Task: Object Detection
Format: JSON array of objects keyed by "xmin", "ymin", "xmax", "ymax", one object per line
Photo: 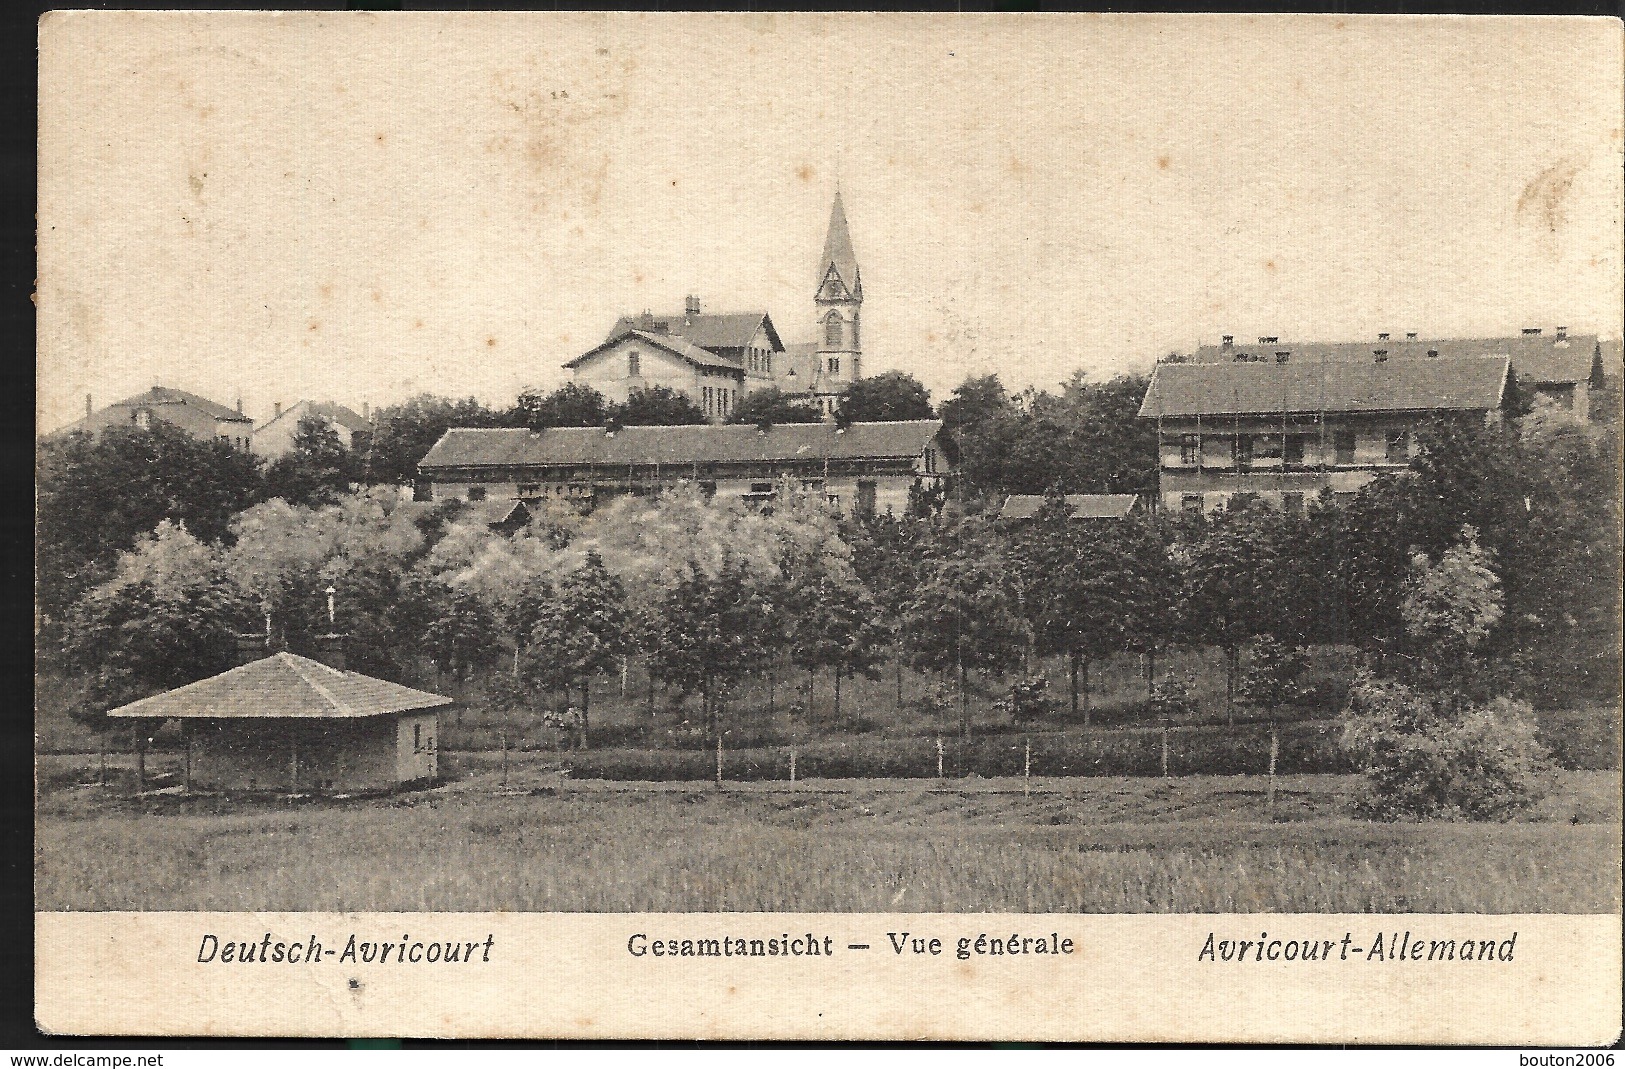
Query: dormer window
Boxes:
[
  {"xmin": 134, "ymin": 409, "xmax": 151, "ymax": 430},
  {"xmin": 628, "ymin": 351, "xmax": 640, "ymax": 377}
]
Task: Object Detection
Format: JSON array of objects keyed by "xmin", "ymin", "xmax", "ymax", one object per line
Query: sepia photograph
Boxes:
[{"xmin": 30, "ymin": 10, "xmax": 1623, "ymax": 1042}]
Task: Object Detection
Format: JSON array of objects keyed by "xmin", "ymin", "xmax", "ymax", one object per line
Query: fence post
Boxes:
[
  {"xmin": 500, "ymin": 729, "xmax": 509, "ymax": 788},
  {"xmin": 789, "ymin": 746, "xmax": 797, "ymax": 783},
  {"xmin": 1160, "ymin": 718, "xmax": 1170, "ymax": 778},
  {"xmin": 98, "ymin": 730, "xmax": 107, "ymax": 789},
  {"xmin": 936, "ymin": 736, "xmax": 944, "ymax": 780},
  {"xmin": 1023, "ymin": 737, "xmax": 1031, "ymax": 798},
  {"xmin": 1267, "ymin": 720, "xmax": 1279, "ymax": 817},
  {"xmin": 715, "ymin": 734, "xmax": 723, "ymax": 788}
]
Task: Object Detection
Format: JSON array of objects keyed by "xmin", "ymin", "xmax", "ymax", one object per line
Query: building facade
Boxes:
[
  {"xmin": 566, "ymin": 189, "xmax": 865, "ymax": 421},
  {"xmin": 59, "ymin": 386, "xmax": 256, "ymax": 449},
  {"xmin": 253, "ymin": 400, "xmax": 373, "ymax": 458},
  {"xmin": 1138, "ymin": 354, "xmax": 1512, "ymax": 515},
  {"xmin": 417, "ymin": 420, "xmax": 955, "ymax": 519}
]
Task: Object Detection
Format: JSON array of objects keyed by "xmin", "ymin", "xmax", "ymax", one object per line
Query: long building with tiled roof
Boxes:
[
  {"xmin": 565, "ymin": 189, "xmax": 866, "ymax": 421},
  {"xmin": 1139, "ymin": 352, "xmax": 1515, "ymax": 516},
  {"xmin": 418, "ymin": 419, "xmax": 955, "ymax": 518}
]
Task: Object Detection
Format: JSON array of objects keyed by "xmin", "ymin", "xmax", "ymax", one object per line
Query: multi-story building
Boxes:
[
  {"xmin": 56, "ymin": 386, "xmax": 256, "ymax": 450},
  {"xmin": 416, "ymin": 419, "xmax": 955, "ymax": 519},
  {"xmin": 565, "ymin": 188, "xmax": 865, "ymax": 421},
  {"xmin": 1138, "ymin": 352, "xmax": 1513, "ymax": 515}
]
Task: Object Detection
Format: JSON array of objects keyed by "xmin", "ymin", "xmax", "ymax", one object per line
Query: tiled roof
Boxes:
[
  {"xmin": 106, "ymin": 652, "xmax": 452, "ymax": 720},
  {"xmin": 111, "ymin": 386, "xmax": 253, "ymax": 423},
  {"xmin": 777, "ymin": 342, "xmax": 821, "ymax": 393},
  {"xmin": 1189, "ymin": 333, "xmax": 1600, "ymax": 385},
  {"xmin": 565, "ymin": 329, "xmax": 744, "ymax": 373},
  {"xmin": 1139, "ymin": 356, "xmax": 1510, "ymax": 419},
  {"xmin": 1000, "ymin": 494, "xmax": 1140, "ymax": 520},
  {"xmin": 420, "ymin": 420, "xmax": 944, "ymax": 471},
  {"xmin": 602, "ymin": 311, "xmax": 781, "ymax": 354}
]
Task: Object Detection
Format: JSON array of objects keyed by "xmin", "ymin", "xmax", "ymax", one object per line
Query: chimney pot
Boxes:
[
  {"xmin": 1523, "ymin": 327, "xmax": 1542, "ymax": 335},
  {"xmin": 1378, "ymin": 332, "xmax": 1390, "ymax": 341},
  {"xmin": 363, "ymin": 401, "xmax": 370, "ymax": 422},
  {"xmin": 1555, "ymin": 326, "xmax": 1568, "ymax": 340},
  {"xmin": 1221, "ymin": 335, "xmax": 1234, "ymax": 348},
  {"xmin": 274, "ymin": 401, "xmax": 282, "ymax": 418},
  {"xmin": 685, "ymin": 295, "xmax": 701, "ymax": 316},
  {"xmin": 236, "ymin": 397, "xmax": 244, "ymax": 414},
  {"xmin": 85, "ymin": 394, "xmax": 92, "ymax": 419},
  {"xmin": 1406, "ymin": 332, "xmax": 1418, "ymax": 340}
]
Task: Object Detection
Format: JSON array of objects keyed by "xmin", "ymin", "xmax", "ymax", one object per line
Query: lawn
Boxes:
[{"xmin": 35, "ymin": 771, "xmax": 1621, "ymax": 913}]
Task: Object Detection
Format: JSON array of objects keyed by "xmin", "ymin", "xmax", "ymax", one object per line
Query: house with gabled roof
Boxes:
[
  {"xmin": 56, "ymin": 386, "xmax": 256, "ymax": 449},
  {"xmin": 106, "ymin": 643, "xmax": 451, "ymax": 793},
  {"xmin": 565, "ymin": 188, "xmax": 867, "ymax": 421},
  {"xmin": 253, "ymin": 399, "xmax": 373, "ymax": 458},
  {"xmin": 417, "ymin": 419, "xmax": 955, "ymax": 519},
  {"xmin": 1138, "ymin": 353, "xmax": 1513, "ymax": 515}
]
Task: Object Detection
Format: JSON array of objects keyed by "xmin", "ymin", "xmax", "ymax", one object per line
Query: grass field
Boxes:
[{"xmin": 35, "ymin": 771, "xmax": 1621, "ymax": 913}]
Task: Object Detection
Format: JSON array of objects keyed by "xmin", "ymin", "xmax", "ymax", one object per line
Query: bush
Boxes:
[{"xmin": 1340, "ymin": 672, "xmax": 1551, "ymax": 821}]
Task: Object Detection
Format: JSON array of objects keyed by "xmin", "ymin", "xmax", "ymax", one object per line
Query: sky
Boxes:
[{"xmin": 37, "ymin": 12, "xmax": 1624, "ymax": 432}]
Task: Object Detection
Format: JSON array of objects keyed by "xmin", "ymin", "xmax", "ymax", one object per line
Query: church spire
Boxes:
[{"xmin": 817, "ymin": 186, "xmax": 861, "ymax": 301}]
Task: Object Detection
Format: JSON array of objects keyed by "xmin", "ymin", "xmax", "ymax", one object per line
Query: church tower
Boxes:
[{"xmin": 813, "ymin": 187, "xmax": 862, "ymax": 416}]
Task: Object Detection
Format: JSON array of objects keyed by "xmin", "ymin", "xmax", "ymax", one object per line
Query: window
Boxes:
[
  {"xmin": 1231, "ymin": 492, "xmax": 1259, "ymax": 511},
  {"xmin": 828, "ymin": 357, "xmax": 840, "ymax": 376},
  {"xmin": 800, "ymin": 478, "xmax": 825, "ymax": 492},
  {"xmin": 700, "ymin": 480, "xmax": 717, "ymax": 500},
  {"xmin": 518, "ymin": 483, "xmax": 541, "ymax": 497},
  {"xmin": 1180, "ymin": 434, "xmax": 1200, "ymax": 465},
  {"xmin": 1181, "ymin": 494, "xmax": 1203, "ymax": 514},
  {"xmin": 413, "ymin": 480, "xmax": 433, "ymax": 502},
  {"xmin": 924, "ymin": 447, "xmax": 937, "ymax": 474},
  {"xmin": 1283, "ymin": 435, "xmax": 1305, "ymax": 466},
  {"xmin": 856, "ymin": 480, "xmax": 877, "ymax": 518},
  {"xmin": 749, "ymin": 481, "xmax": 774, "ymax": 494},
  {"xmin": 467, "ymin": 486, "xmax": 487, "ymax": 502},
  {"xmin": 134, "ymin": 409, "xmax": 151, "ymax": 430},
  {"xmin": 824, "ymin": 313, "xmax": 842, "ymax": 347},
  {"xmin": 413, "ymin": 724, "xmax": 423, "ymax": 753},
  {"xmin": 1384, "ymin": 429, "xmax": 1409, "ymax": 463},
  {"xmin": 1233, "ymin": 434, "xmax": 1254, "ymax": 469},
  {"xmin": 763, "ymin": 353, "xmax": 772, "ymax": 375},
  {"xmin": 1282, "ymin": 492, "xmax": 1305, "ymax": 515},
  {"xmin": 1333, "ymin": 430, "xmax": 1356, "ymax": 465},
  {"xmin": 628, "ymin": 351, "xmax": 640, "ymax": 377}
]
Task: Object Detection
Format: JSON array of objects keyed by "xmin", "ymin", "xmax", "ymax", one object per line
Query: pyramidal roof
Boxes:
[
  {"xmin": 105, "ymin": 652, "xmax": 453, "ymax": 720},
  {"xmin": 817, "ymin": 188, "xmax": 861, "ymax": 301}
]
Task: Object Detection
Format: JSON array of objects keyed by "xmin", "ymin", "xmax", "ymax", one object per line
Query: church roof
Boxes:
[
  {"xmin": 1139, "ymin": 355, "xmax": 1510, "ymax": 418},
  {"xmin": 602, "ymin": 311, "xmax": 782, "ymax": 354},
  {"xmin": 564, "ymin": 329, "xmax": 744, "ymax": 374},
  {"xmin": 817, "ymin": 189, "xmax": 861, "ymax": 301},
  {"xmin": 106, "ymin": 652, "xmax": 453, "ymax": 720},
  {"xmin": 1189, "ymin": 332, "xmax": 1601, "ymax": 386},
  {"xmin": 420, "ymin": 420, "xmax": 945, "ymax": 471}
]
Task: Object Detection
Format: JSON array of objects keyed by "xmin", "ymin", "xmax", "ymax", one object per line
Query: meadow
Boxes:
[{"xmin": 35, "ymin": 770, "xmax": 1621, "ymax": 913}]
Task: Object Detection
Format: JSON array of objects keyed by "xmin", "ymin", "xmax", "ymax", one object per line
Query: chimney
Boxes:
[
  {"xmin": 1522, "ymin": 327, "xmax": 1542, "ymax": 335},
  {"xmin": 85, "ymin": 394, "xmax": 92, "ymax": 419},
  {"xmin": 1221, "ymin": 335, "xmax": 1234, "ymax": 349},
  {"xmin": 1555, "ymin": 326, "xmax": 1568, "ymax": 340},
  {"xmin": 1378, "ymin": 332, "xmax": 1390, "ymax": 341},
  {"xmin": 1405, "ymin": 332, "xmax": 1418, "ymax": 340},
  {"xmin": 1373, "ymin": 349, "xmax": 1389, "ymax": 363},
  {"xmin": 236, "ymin": 396, "xmax": 244, "ymax": 414},
  {"xmin": 685, "ymin": 295, "xmax": 701, "ymax": 316},
  {"xmin": 232, "ymin": 631, "xmax": 269, "ymax": 667},
  {"xmin": 273, "ymin": 401, "xmax": 282, "ymax": 419},
  {"xmin": 312, "ymin": 633, "xmax": 347, "ymax": 672},
  {"xmin": 363, "ymin": 401, "xmax": 370, "ymax": 422}
]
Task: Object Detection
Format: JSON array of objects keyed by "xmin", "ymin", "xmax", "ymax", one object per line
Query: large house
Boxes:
[
  {"xmin": 57, "ymin": 386, "xmax": 256, "ymax": 449},
  {"xmin": 1138, "ymin": 353, "xmax": 1513, "ymax": 515},
  {"xmin": 253, "ymin": 400, "xmax": 373, "ymax": 459},
  {"xmin": 565, "ymin": 188, "xmax": 864, "ymax": 421},
  {"xmin": 417, "ymin": 419, "xmax": 955, "ymax": 519},
  {"xmin": 1186, "ymin": 328, "xmax": 1609, "ymax": 420}
]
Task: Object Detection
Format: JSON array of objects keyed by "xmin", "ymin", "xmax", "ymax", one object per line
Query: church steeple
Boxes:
[{"xmin": 813, "ymin": 186, "xmax": 862, "ymax": 415}]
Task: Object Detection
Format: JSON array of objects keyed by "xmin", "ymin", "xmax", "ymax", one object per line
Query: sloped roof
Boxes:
[
  {"xmin": 601, "ymin": 311, "xmax": 781, "ymax": 354},
  {"xmin": 1000, "ymin": 494, "xmax": 1140, "ymax": 520},
  {"xmin": 1189, "ymin": 332, "xmax": 1599, "ymax": 385},
  {"xmin": 564, "ymin": 329, "xmax": 744, "ymax": 373},
  {"xmin": 776, "ymin": 342, "xmax": 821, "ymax": 393},
  {"xmin": 106, "ymin": 652, "xmax": 452, "ymax": 720},
  {"xmin": 255, "ymin": 400, "xmax": 371, "ymax": 434},
  {"xmin": 817, "ymin": 188, "xmax": 862, "ymax": 301},
  {"xmin": 420, "ymin": 420, "xmax": 944, "ymax": 471},
  {"xmin": 108, "ymin": 386, "xmax": 253, "ymax": 423},
  {"xmin": 1139, "ymin": 356, "xmax": 1510, "ymax": 419}
]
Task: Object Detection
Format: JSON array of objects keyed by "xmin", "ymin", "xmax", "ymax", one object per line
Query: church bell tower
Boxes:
[{"xmin": 814, "ymin": 187, "xmax": 862, "ymax": 416}]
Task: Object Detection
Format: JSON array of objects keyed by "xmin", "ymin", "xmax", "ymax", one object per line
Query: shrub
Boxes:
[
  {"xmin": 1340, "ymin": 672, "xmax": 1550, "ymax": 821},
  {"xmin": 993, "ymin": 678, "xmax": 1060, "ymax": 724},
  {"xmin": 1149, "ymin": 676, "xmax": 1195, "ymax": 720}
]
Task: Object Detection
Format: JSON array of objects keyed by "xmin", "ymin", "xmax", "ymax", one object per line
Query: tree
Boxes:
[
  {"xmin": 522, "ymin": 551, "xmax": 629, "ymax": 748},
  {"xmin": 728, "ymin": 386, "xmax": 822, "ymax": 427},
  {"xmin": 646, "ymin": 554, "xmax": 773, "ymax": 740},
  {"xmin": 61, "ymin": 521, "xmax": 252, "ymax": 725},
  {"xmin": 1236, "ymin": 637, "xmax": 1309, "ymax": 714},
  {"xmin": 901, "ymin": 538, "xmax": 1027, "ymax": 740},
  {"xmin": 420, "ymin": 588, "xmax": 501, "ymax": 682},
  {"xmin": 37, "ymin": 422, "xmax": 265, "ymax": 622},
  {"xmin": 609, "ymin": 385, "xmax": 706, "ymax": 426},
  {"xmin": 514, "ymin": 383, "xmax": 609, "ymax": 430},
  {"xmin": 940, "ymin": 374, "xmax": 1012, "ymax": 436},
  {"xmin": 367, "ymin": 394, "xmax": 511, "ymax": 486},
  {"xmin": 785, "ymin": 567, "xmax": 887, "ymax": 725},
  {"xmin": 264, "ymin": 416, "xmax": 353, "ymax": 508},
  {"xmin": 1176, "ymin": 501, "xmax": 1281, "ymax": 713},
  {"xmin": 1399, "ymin": 526, "xmax": 1504, "ymax": 700},
  {"xmin": 838, "ymin": 371, "xmax": 935, "ymax": 423}
]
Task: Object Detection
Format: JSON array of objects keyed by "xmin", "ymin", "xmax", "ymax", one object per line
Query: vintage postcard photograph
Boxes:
[{"xmin": 32, "ymin": 10, "xmax": 1623, "ymax": 1042}]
